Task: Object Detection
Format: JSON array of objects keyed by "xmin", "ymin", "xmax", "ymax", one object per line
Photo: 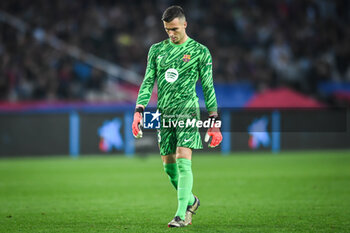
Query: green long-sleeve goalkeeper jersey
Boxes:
[{"xmin": 136, "ymin": 37, "xmax": 217, "ymax": 113}]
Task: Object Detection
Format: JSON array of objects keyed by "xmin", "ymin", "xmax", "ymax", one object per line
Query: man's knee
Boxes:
[
  {"xmin": 162, "ymin": 154, "xmax": 177, "ymax": 177},
  {"xmin": 162, "ymin": 154, "xmax": 176, "ymax": 164},
  {"xmin": 176, "ymin": 147, "xmax": 192, "ymax": 160}
]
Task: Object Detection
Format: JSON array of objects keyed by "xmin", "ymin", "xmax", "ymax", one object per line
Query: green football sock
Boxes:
[
  {"xmin": 163, "ymin": 163, "xmax": 178, "ymax": 190},
  {"xmin": 164, "ymin": 163, "xmax": 196, "ymax": 206},
  {"xmin": 175, "ymin": 158, "xmax": 193, "ymax": 220}
]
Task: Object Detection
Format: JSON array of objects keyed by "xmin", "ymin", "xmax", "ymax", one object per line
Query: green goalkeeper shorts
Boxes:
[
  {"xmin": 157, "ymin": 112, "xmax": 203, "ymax": 155},
  {"xmin": 157, "ymin": 126, "xmax": 203, "ymax": 155}
]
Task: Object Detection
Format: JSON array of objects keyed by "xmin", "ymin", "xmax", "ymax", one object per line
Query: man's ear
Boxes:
[{"xmin": 184, "ymin": 21, "xmax": 187, "ymax": 29}]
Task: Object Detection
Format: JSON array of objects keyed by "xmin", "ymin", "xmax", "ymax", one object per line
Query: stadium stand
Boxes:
[{"xmin": 0, "ymin": 0, "xmax": 349, "ymax": 106}]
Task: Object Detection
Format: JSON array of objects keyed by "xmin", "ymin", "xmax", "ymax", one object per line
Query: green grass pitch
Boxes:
[{"xmin": 1, "ymin": 150, "xmax": 350, "ymax": 233}]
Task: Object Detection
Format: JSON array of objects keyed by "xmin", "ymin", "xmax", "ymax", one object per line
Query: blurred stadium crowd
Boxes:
[{"xmin": 0, "ymin": 0, "xmax": 349, "ymax": 103}]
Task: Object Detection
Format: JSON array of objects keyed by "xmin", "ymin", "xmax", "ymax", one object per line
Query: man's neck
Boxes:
[{"xmin": 177, "ymin": 34, "xmax": 188, "ymax": 45}]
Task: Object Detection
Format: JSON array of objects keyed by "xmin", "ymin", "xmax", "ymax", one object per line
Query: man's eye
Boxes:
[{"xmin": 165, "ymin": 29, "xmax": 177, "ymax": 32}]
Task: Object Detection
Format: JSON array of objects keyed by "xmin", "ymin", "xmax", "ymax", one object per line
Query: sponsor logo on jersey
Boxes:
[
  {"xmin": 182, "ymin": 54, "xmax": 191, "ymax": 62},
  {"xmin": 165, "ymin": 68, "xmax": 178, "ymax": 83}
]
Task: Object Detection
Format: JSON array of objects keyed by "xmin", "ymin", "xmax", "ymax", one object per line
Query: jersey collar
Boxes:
[{"xmin": 169, "ymin": 37, "xmax": 191, "ymax": 47}]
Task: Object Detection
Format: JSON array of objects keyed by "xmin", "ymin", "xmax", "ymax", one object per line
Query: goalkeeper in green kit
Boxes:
[{"xmin": 132, "ymin": 5, "xmax": 223, "ymax": 227}]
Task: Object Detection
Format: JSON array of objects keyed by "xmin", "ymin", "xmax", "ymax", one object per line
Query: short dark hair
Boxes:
[{"xmin": 162, "ymin": 5, "xmax": 186, "ymax": 22}]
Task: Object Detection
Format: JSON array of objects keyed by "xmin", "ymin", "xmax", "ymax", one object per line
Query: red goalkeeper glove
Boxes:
[
  {"xmin": 132, "ymin": 107, "xmax": 143, "ymax": 138},
  {"xmin": 204, "ymin": 115, "xmax": 223, "ymax": 148}
]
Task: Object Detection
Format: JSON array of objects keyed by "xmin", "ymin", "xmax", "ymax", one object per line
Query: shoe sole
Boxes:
[{"xmin": 168, "ymin": 224, "xmax": 186, "ymax": 228}]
